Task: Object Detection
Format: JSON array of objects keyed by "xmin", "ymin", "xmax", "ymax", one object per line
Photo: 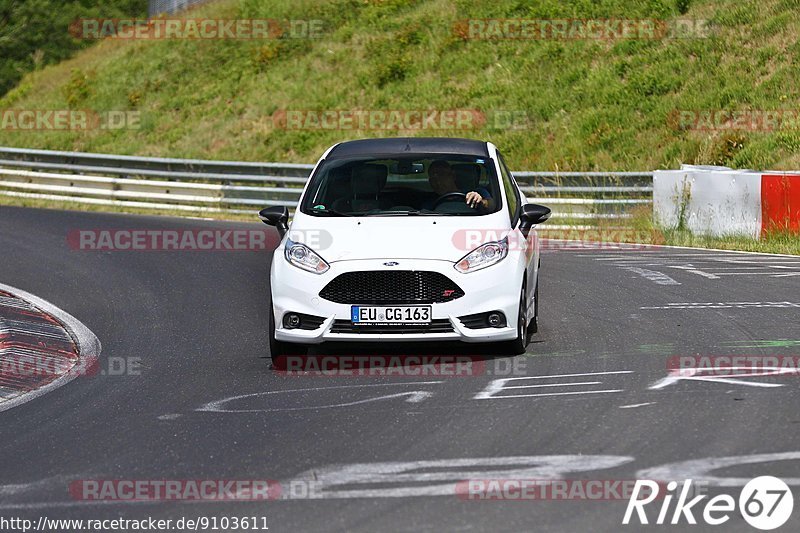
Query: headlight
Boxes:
[
  {"xmin": 284, "ymin": 239, "xmax": 330, "ymax": 274},
  {"xmin": 454, "ymin": 237, "xmax": 508, "ymax": 273}
]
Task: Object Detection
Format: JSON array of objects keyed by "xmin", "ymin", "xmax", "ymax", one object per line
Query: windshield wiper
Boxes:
[
  {"xmin": 362, "ymin": 209, "xmax": 458, "ymax": 216},
  {"xmin": 361, "ymin": 210, "xmax": 423, "ymax": 216},
  {"xmin": 307, "ymin": 208, "xmax": 354, "ymax": 217}
]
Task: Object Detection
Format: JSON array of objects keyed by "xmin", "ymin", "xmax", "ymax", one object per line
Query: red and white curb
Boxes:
[{"xmin": 0, "ymin": 283, "xmax": 101, "ymax": 413}]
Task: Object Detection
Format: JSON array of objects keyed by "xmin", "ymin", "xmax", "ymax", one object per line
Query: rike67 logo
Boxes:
[{"xmin": 623, "ymin": 477, "xmax": 794, "ymax": 530}]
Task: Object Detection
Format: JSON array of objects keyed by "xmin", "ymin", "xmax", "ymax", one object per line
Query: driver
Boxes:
[{"xmin": 425, "ymin": 160, "xmax": 491, "ymax": 210}]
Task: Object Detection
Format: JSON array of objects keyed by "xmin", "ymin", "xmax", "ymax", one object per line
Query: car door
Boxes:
[{"xmin": 497, "ymin": 152, "xmax": 538, "ymax": 307}]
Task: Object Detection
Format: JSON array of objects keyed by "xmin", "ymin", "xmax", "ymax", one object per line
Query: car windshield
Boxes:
[{"xmin": 300, "ymin": 155, "xmax": 501, "ymax": 216}]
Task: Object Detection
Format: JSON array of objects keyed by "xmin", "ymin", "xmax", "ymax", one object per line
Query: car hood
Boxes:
[{"xmin": 287, "ymin": 213, "xmax": 510, "ymax": 263}]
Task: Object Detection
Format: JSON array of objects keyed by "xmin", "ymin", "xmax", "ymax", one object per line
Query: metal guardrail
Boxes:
[
  {"xmin": 0, "ymin": 147, "xmax": 653, "ymax": 226},
  {"xmin": 148, "ymin": 0, "xmax": 210, "ymax": 16}
]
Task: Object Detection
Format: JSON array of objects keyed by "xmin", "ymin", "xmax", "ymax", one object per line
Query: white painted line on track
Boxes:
[
  {"xmin": 622, "ymin": 267, "xmax": 680, "ymax": 285},
  {"xmin": 288, "ymin": 455, "xmax": 636, "ymax": 499},
  {"xmin": 474, "ymin": 371, "xmax": 632, "ymax": 400},
  {"xmin": 615, "ymin": 244, "xmax": 800, "ymax": 259},
  {"xmin": 662, "ymin": 265, "xmax": 720, "ymax": 279},
  {"xmin": 619, "ymin": 402, "xmax": 655, "ymax": 409},
  {"xmin": 641, "ymin": 301, "xmax": 800, "ymax": 310},
  {"xmin": 649, "ymin": 367, "xmax": 795, "ymax": 390},
  {"xmin": 637, "ymin": 452, "xmax": 800, "ymax": 487},
  {"xmin": 503, "ymin": 381, "xmax": 602, "ymax": 390},
  {"xmin": 502, "ymin": 371, "xmax": 634, "ymax": 379},
  {"xmin": 714, "ymin": 272, "xmax": 799, "ymax": 276},
  {"xmin": 486, "ymin": 389, "xmax": 624, "ymax": 399},
  {"xmin": 0, "ymin": 283, "xmax": 101, "ymax": 413},
  {"xmin": 0, "ymin": 455, "xmax": 638, "ymax": 507},
  {"xmin": 700, "ymin": 266, "xmax": 772, "ymax": 270},
  {"xmin": 709, "ymin": 256, "xmax": 794, "ymax": 260},
  {"xmin": 587, "ymin": 248, "xmax": 800, "ymax": 286},
  {"xmin": 198, "ymin": 381, "xmax": 443, "ymax": 413}
]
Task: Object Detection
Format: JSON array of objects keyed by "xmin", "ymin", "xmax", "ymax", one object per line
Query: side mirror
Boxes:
[
  {"xmin": 258, "ymin": 206, "xmax": 289, "ymax": 237},
  {"xmin": 519, "ymin": 203, "xmax": 551, "ymax": 237}
]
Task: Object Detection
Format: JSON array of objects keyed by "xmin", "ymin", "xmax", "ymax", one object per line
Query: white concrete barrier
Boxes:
[
  {"xmin": 654, "ymin": 165, "xmax": 763, "ymax": 238},
  {"xmin": 655, "ymin": 165, "xmax": 800, "ymax": 237}
]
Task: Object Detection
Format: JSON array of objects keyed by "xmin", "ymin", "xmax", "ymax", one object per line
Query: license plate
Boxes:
[{"xmin": 351, "ymin": 305, "xmax": 431, "ymax": 325}]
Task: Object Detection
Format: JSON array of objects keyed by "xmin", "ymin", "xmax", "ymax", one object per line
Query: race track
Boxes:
[{"xmin": 1, "ymin": 205, "xmax": 799, "ymax": 532}]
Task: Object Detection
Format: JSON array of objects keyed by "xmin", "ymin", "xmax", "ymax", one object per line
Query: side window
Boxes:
[{"xmin": 497, "ymin": 154, "xmax": 520, "ymax": 226}]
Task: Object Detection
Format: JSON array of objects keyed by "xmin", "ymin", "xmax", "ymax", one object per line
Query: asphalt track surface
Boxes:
[{"xmin": 1, "ymin": 205, "xmax": 800, "ymax": 532}]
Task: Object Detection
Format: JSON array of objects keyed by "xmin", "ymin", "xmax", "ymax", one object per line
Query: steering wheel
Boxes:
[{"xmin": 432, "ymin": 192, "xmax": 468, "ymax": 209}]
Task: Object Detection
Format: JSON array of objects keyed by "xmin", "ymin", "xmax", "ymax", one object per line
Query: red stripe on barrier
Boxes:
[
  {"xmin": 0, "ymin": 290, "xmax": 80, "ymax": 395},
  {"xmin": 761, "ymin": 174, "xmax": 800, "ymax": 236}
]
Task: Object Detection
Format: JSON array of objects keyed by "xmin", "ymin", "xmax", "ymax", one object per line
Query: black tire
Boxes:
[
  {"xmin": 269, "ymin": 307, "xmax": 307, "ymax": 368},
  {"xmin": 499, "ymin": 283, "xmax": 528, "ymax": 355},
  {"xmin": 529, "ymin": 277, "xmax": 539, "ymax": 335}
]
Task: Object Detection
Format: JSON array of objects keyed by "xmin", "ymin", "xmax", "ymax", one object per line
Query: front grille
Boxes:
[
  {"xmin": 319, "ymin": 271, "xmax": 464, "ymax": 304},
  {"xmin": 330, "ymin": 319, "xmax": 454, "ymax": 334}
]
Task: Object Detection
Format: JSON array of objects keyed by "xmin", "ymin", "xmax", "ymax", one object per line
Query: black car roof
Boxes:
[{"xmin": 326, "ymin": 137, "xmax": 490, "ymax": 159}]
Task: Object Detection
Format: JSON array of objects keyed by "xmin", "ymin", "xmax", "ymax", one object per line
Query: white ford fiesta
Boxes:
[{"xmin": 259, "ymin": 137, "xmax": 551, "ymax": 365}]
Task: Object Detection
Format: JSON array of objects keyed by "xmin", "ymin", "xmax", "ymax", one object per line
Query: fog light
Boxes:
[
  {"xmin": 284, "ymin": 313, "xmax": 301, "ymax": 329},
  {"xmin": 487, "ymin": 313, "xmax": 503, "ymax": 327}
]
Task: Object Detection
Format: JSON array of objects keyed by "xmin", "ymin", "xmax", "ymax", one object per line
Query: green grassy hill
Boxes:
[{"xmin": 1, "ymin": 0, "xmax": 799, "ymax": 169}]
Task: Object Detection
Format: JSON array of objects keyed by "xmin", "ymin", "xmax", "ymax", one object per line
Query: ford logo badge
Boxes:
[{"xmin": 383, "ymin": 261, "xmax": 399, "ymax": 266}]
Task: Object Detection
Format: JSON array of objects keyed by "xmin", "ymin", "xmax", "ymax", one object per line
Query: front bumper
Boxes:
[{"xmin": 271, "ymin": 257, "xmax": 523, "ymax": 344}]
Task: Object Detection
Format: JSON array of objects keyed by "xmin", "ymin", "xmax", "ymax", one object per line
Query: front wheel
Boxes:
[
  {"xmin": 269, "ymin": 307, "xmax": 307, "ymax": 368},
  {"xmin": 529, "ymin": 277, "xmax": 539, "ymax": 334},
  {"xmin": 498, "ymin": 285, "xmax": 529, "ymax": 355}
]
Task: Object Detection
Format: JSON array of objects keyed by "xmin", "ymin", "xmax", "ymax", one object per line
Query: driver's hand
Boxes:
[{"xmin": 465, "ymin": 191, "xmax": 483, "ymax": 208}]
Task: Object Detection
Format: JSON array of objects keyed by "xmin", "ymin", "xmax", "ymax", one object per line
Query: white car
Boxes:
[{"xmin": 259, "ymin": 138, "xmax": 550, "ymax": 365}]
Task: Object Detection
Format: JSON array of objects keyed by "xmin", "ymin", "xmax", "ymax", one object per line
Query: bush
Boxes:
[{"xmin": 63, "ymin": 69, "xmax": 93, "ymax": 108}]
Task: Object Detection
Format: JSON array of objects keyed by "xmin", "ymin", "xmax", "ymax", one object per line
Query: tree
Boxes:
[{"xmin": 0, "ymin": 0, "xmax": 146, "ymax": 95}]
